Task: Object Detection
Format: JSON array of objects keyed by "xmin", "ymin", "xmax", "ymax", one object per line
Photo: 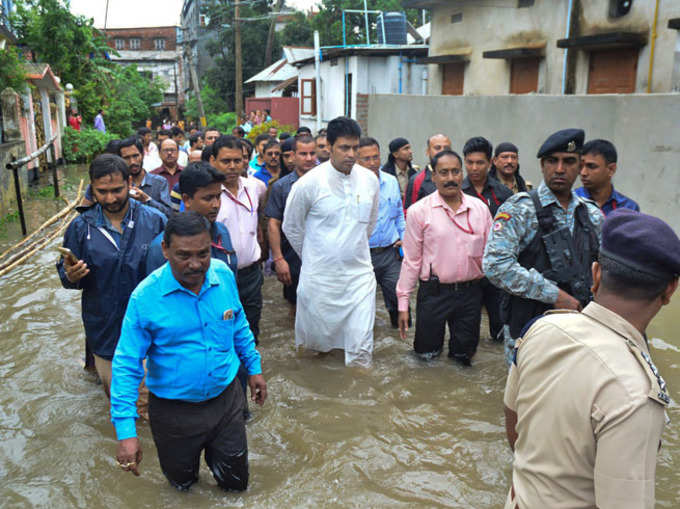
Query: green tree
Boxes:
[
  {"xmin": 310, "ymin": 0, "xmax": 420, "ymax": 46},
  {"xmin": 12, "ymin": 0, "xmax": 163, "ymax": 138},
  {"xmin": 278, "ymin": 11, "xmax": 314, "ymax": 47},
  {"xmin": 0, "ymin": 46, "xmax": 26, "ymax": 91}
]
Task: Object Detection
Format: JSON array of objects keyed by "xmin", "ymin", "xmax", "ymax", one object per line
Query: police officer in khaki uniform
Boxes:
[{"xmin": 503, "ymin": 209, "xmax": 679, "ymax": 509}]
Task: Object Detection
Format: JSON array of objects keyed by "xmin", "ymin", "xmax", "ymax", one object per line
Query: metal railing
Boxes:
[{"xmin": 6, "ymin": 133, "xmax": 60, "ymax": 235}]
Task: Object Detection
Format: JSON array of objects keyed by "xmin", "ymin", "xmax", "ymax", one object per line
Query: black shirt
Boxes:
[
  {"xmin": 462, "ymin": 174, "xmax": 513, "ymax": 217},
  {"xmin": 404, "ymin": 165, "xmax": 437, "ymax": 209},
  {"xmin": 263, "ymin": 171, "xmax": 302, "ymax": 275}
]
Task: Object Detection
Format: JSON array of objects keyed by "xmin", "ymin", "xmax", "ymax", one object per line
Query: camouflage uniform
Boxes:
[{"xmin": 483, "ymin": 181, "xmax": 604, "ymax": 364}]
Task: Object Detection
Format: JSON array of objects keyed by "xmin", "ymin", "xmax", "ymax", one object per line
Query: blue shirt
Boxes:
[
  {"xmin": 110, "ymin": 259, "xmax": 262, "ymax": 440},
  {"xmin": 574, "ymin": 185, "xmax": 640, "ymax": 216},
  {"xmin": 248, "ymin": 158, "xmax": 265, "ymax": 176},
  {"xmin": 369, "ymin": 170, "xmax": 406, "ymax": 248},
  {"xmin": 145, "ymin": 222, "xmax": 238, "ymax": 275},
  {"xmin": 253, "ymin": 166, "xmax": 274, "ymax": 186}
]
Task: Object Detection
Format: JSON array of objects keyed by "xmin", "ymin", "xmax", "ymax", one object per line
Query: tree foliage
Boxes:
[
  {"xmin": 0, "ymin": 46, "xmax": 26, "ymax": 91},
  {"xmin": 11, "ymin": 0, "xmax": 163, "ymax": 137},
  {"xmin": 62, "ymin": 126, "xmax": 117, "ymax": 163}
]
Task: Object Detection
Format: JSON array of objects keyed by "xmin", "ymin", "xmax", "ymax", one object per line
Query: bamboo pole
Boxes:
[
  {"xmin": 0, "ymin": 211, "xmax": 77, "ymax": 278},
  {"xmin": 0, "ymin": 179, "xmax": 83, "ymax": 261}
]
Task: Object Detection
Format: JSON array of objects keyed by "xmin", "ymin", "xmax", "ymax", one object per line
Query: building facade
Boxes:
[
  {"xmin": 294, "ymin": 45, "xmax": 429, "ymax": 132},
  {"xmin": 180, "ymin": 0, "xmax": 218, "ymax": 94},
  {"xmin": 406, "ymin": 0, "xmax": 680, "ymax": 95},
  {"xmin": 103, "ymin": 26, "xmax": 184, "ymax": 120}
]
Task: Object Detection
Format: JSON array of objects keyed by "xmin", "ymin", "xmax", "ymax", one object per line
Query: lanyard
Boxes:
[
  {"xmin": 211, "ymin": 235, "xmax": 235, "ymax": 265},
  {"xmin": 611, "ymin": 200, "xmax": 617, "ymax": 211},
  {"xmin": 444, "ymin": 207, "xmax": 474, "ymax": 234},
  {"xmin": 225, "ymin": 187, "xmax": 253, "ymax": 213},
  {"xmin": 475, "ymin": 188, "xmax": 500, "ymax": 206}
]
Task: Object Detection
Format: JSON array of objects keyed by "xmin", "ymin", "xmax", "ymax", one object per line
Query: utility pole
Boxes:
[
  {"xmin": 264, "ymin": 0, "xmax": 284, "ymax": 67},
  {"xmin": 234, "ymin": 0, "xmax": 243, "ymax": 118},
  {"xmin": 186, "ymin": 46, "xmax": 206, "ymax": 126}
]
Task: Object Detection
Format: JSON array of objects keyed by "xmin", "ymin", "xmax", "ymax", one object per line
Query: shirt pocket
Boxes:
[
  {"xmin": 207, "ymin": 319, "xmax": 234, "ymax": 352},
  {"xmin": 466, "ymin": 233, "xmax": 487, "ymax": 265},
  {"xmin": 358, "ymin": 200, "xmax": 373, "ymax": 223}
]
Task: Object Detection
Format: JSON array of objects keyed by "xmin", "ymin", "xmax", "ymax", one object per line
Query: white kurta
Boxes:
[{"xmin": 282, "ymin": 161, "xmax": 380, "ymax": 367}]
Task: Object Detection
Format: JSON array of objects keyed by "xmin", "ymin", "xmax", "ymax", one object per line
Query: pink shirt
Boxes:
[
  {"xmin": 217, "ymin": 177, "xmax": 262, "ymax": 269},
  {"xmin": 396, "ymin": 191, "xmax": 492, "ymax": 311}
]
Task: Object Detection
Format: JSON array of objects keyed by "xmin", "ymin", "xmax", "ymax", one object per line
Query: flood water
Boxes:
[{"xmin": 1, "ymin": 166, "xmax": 678, "ymax": 508}]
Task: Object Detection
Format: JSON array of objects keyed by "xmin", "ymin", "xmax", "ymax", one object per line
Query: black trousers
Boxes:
[
  {"xmin": 148, "ymin": 379, "xmax": 248, "ymax": 491},
  {"xmin": 237, "ymin": 263, "xmax": 263, "ymax": 342},
  {"xmin": 480, "ymin": 277, "xmax": 503, "ymax": 341},
  {"xmin": 414, "ymin": 279, "xmax": 482, "ymax": 360},
  {"xmin": 282, "ymin": 272, "xmax": 300, "ymax": 305},
  {"xmin": 370, "ymin": 247, "xmax": 402, "ymax": 324}
]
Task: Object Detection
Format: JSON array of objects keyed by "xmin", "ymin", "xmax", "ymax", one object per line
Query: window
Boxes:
[
  {"xmin": 300, "ymin": 79, "xmax": 316, "ymax": 116},
  {"xmin": 442, "ymin": 63, "xmax": 464, "ymax": 95},
  {"xmin": 518, "ymin": 0, "xmax": 535, "ymax": 7},
  {"xmin": 129, "ymin": 38, "xmax": 141, "ymax": 50},
  {"xmin": 587, "ymin": 48, "xmax": 637, "ymax": 94},
  {"xmin": 510, "ymin": 58, "xmax": 539, "ymax": 93},
  {"xmin": 114, "ymin": 38, "xmax": 125, "ymax": 50},
  {"xmin": 451, "ymin": 13, "xmax": 462, "ymax": 23},
  {"xmin": 154, "ymin": 38, "xmax": 166, "ymax": 50}
]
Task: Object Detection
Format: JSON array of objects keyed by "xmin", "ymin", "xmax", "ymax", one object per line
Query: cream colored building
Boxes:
[{"xmin": 405, "ymin": 0, "xmax": 680, "ymax": 95}]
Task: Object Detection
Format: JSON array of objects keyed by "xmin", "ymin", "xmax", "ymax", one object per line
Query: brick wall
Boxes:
[
  {"xmin": 103, "ymin": 26, "xmax": 177, "ymax": 51},
  {"xmin": 356, "ymin": 93, "xmax": 369, "ymax": 136}
]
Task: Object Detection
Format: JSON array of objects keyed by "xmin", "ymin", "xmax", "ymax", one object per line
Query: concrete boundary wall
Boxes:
[{"xmin": 367, "ymin": 94, "xmax": 680, "ymax": 228}]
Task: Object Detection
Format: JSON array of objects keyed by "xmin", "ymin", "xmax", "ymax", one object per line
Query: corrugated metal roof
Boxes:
[
  {"xmin": 283, "ymin": 46, "xmax": 314, "ymax": 64},
  {"xmin": 245, "ymin": 58, "xmax": 298, "ymax": 84}
]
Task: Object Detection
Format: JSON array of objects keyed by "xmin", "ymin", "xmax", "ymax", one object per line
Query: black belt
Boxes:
[
  {"xmin": 370, "ymin": 245, "xmax": 394, "ymax": 254},
  {"xmin": 237, "ymin": 262, "xmax": 260, "ymax": 275},
  {"xmin": 421, "ymin": 279, "xmax": 481, "ymax": 291}
]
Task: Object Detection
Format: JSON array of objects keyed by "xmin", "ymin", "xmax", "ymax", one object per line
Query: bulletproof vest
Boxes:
[{"xmin": 505, "ymin": 190, "xmax": 599, "ymax": 338}]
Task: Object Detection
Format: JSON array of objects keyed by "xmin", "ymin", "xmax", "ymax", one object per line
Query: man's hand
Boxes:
[
  {"xmin": 398, "ymin": 311, "xmax": 410, "ymax": 341},
  {"xmin": 393, "ymin": 240, "xmax": 403, "ymax": 248},
  {"xmin": 116, "ymin": 437, "xmax": 143, "ymax": 476},
  {"xmin": 274, "ymin": 258, "xmax": 292, "ymax": 285},
  {"xmin": 555, "ymin": 289, "xmax": 581, "ymax": 311},
  {"xmin": 248, "ymin": 374, "xmax": 267, "ymax": 406},
  {"xmin": 129, "ymin": 187, "xmax": 151, "ymax": 203},
  {"xmin": 64, "ymin": 255, "xmax": 90, "ymax": 283}
]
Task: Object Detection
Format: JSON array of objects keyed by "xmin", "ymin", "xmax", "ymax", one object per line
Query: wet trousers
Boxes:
[
  {"xmin": 370, "ymin": 247, "xmax": 402, "ymax": 326},
  {"xmin": 414, "ymin": 279, "xmax": 482, "ymax": 361},
  {"xmin": 480, "ymin": 277, "xmax": 503, "ymax": 341},
  {"xmin": 237, "ymin": 263, "xmax": 263, "ymax": 343},
  {"xmin": 148, "ymin": 378, "xmax": 248, "ymax": 492}
]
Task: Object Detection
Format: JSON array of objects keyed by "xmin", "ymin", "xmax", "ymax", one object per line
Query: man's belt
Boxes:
[
  {"xmin": 370, "ymin": 245, "xmax": 394, "ymax": 254},
  {"xmin": 420, "ymin": 278, "xmax": 481, "ymax": 291},
  {"xmin": 237, "ymin": 262, "xmax": 260, "ymax": 275}
]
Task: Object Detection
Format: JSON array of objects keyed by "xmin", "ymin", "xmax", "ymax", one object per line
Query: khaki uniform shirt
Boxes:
[{"xmin": 504, "ymin": 302, "xmax": 669, "ymax": 509}]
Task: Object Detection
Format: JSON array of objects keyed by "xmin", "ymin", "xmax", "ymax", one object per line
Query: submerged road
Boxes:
[{"xmin": 1, "ymin": 167, "xmax": 678, "ymax": 508}]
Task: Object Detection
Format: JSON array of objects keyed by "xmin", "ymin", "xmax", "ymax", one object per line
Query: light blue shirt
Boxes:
[
  {"xmin": 369, "ymin": 170, "xmax": 406, "ymax": 248},
  {"xmin": 110, "ymin": 259, "xmax": 262, "ymax": 440}
]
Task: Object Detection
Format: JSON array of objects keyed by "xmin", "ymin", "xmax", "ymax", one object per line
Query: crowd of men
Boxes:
[{"xmin": 56, "ymin": 115, "xmax": 678, "ymax": 508}]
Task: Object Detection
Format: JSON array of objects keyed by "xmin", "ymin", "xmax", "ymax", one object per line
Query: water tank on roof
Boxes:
[{"xmin": 377, "ymin": 12, "xmax": 407, "ymax": 45}]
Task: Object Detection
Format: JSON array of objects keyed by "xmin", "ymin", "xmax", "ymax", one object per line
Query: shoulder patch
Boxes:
[{"xmin": 495, "ymin": 212, "xmax": 512, "ymax": 222}]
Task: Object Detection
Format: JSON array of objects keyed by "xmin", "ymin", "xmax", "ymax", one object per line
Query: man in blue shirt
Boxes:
[
  {"xmin": 248, "ymin": 133, "xmax": 271, "ymax": 176},
  {"xmin": 146, "ymin": 162, "xmax": 238, "ymax": 275},
  {"xmin": 575, "ymin": 139, "xmax": 639, "ymax": 216},
  {"xmin": 265, "ymin": 135, "xmax": 317, "ymax": 306},
  {"xmin": 111, "ymin": 211, "xmax": 267, "ymax": 491},
  {"xmin": 57, "ymin": 154, "xmax": 166, "ymax": 397},
  {"xmin": 253, "ymin": 139, "xmax": 281, "ymax": 186},
  {"xmin": 358, "ymin": 137, "xmax": 406, "ymax": 328}
]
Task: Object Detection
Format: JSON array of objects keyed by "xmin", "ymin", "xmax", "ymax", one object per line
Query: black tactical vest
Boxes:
[{"xmin": 505, "ymin": 191, "xmax": 599, "ymax": 338}]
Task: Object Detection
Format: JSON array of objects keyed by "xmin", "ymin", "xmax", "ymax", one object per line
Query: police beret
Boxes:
[
  {"xmin": 536, "ymin": 129, "xmax": 585, "ymax": 158},
  {"xmin": 495, "ymin": 142, "xmax": 518, "ymax": 157},
  {"xmin": 600, "ymin": 209, "xmax": 680, "ymax": 279},
  {"xmin": 389, "ymin": 137, "xmax": 410, "ymax": 154}
]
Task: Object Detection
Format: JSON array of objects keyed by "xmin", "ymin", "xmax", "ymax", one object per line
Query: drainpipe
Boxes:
[
  {"xmin": 647, "ymin": 0, "xmax": 660, "ymax": 93},
  {"xmin": 561, "ymin": 0, "xmax": 574, "ymax": 94},
  {"xmin": 314, "ymin": 30, "xmax": 322, "ymax": 132},
  {"xmin": 398, "ymin": 53, "xmax": 403, "ymax": 94}
]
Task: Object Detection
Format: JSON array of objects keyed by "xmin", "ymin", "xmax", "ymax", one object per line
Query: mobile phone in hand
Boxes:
[{"xmin": 57, "ymin": 246, "xmax": 77, "ymax": 264}]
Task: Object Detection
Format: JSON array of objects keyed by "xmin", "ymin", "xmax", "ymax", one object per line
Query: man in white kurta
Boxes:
[{"xmin": 282, "ymin": 117, "xmax": 380, "ymax": 367}]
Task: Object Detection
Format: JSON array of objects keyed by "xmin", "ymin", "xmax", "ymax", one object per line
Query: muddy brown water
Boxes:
[{"xmin": 1, "ymin": 166, "xmax": 678, "ymax": 508}]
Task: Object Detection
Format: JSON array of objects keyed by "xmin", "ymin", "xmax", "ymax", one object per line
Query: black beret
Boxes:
[
  {"xmin": 495, "ymin": 142, "xmax": 518, "ymax": 157},
  {"xmin": 389, "ymin": 137, "xmax": 410, "ymax": 154},
  {"xmin": 600, "ymin": 209, "xmax": 680, "ymax": 279},
  {"xmin": 536, "ymin": 128, "xmax": 584, "ymax": 158}
]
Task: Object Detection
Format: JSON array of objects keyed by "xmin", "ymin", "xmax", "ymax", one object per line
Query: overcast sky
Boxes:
[{"xmin": 69, "ymin": 0, "xmax": 319, "ymax": 28}]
